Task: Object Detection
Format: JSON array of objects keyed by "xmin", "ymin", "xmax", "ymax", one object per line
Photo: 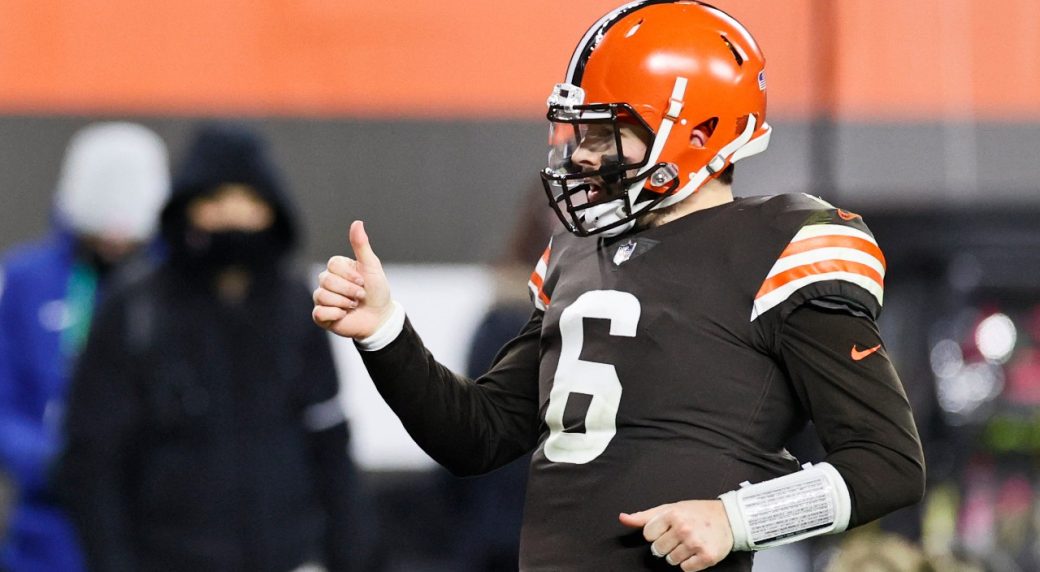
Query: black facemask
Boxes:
[{"xmin": 178, "ymin": 227, "xmax": 284, "ymax": 274}]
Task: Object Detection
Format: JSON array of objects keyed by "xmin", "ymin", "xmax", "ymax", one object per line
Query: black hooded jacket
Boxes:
[
  {"xmin": 59, "ymin": 124, "xmax": 364, "ymax": 572},
  {"xmin": 160, "ymin": 122, "xmax": 298, "ymax": 256}
]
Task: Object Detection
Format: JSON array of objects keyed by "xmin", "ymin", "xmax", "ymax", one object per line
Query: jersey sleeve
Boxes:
[
  {"xmin": 778, "ymin": 303, "xmax": 925, "ymax": 527},
  {"xmin": 751, "ymin": 203, "xmax": 885, "ymax": 324},
  {"xmin": 357, "ymin": 311, "xmax": 543, "ymax": 476}
]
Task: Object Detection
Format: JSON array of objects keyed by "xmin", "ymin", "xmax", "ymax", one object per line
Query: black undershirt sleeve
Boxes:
[
  {"xmin": 357, "ymin": 311, "xmax": 543, "ymax": 476},
  {"xmin": 777, "ymin": 302, "xmax": 925, "ymax": 527}
]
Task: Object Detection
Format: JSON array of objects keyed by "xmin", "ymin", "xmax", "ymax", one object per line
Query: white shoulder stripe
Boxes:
[
  {"xmin": 533, "ymin": 257, "xmax": 548, "ymax": 279},
  {"xmin": 750, "ymin": 273, "xmax": 884, "ymax": 321},
  {"xmin": 529, "ymin": 282, "xmax": 547, "ymax": 311},
  {"xmin": 528, "ymin": 236, "xmax": 553, "ymax": 312},
  {"xmin": 765, "ymin": 247, "xmax": 886, "ymax": 280},
  {"xmin": 791, "ymin": 224, "xmax": 877, "ymax": 245}
]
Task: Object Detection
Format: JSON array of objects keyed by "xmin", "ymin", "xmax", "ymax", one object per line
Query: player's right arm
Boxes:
[{"xmin": 312, "ymin": 221, "xmax": 542, "ymax": 476}]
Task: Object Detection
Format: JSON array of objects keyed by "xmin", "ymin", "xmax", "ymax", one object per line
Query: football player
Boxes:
[{"xmin": 313, "ymin": 2, "xmax": 925, "ymax": 570}]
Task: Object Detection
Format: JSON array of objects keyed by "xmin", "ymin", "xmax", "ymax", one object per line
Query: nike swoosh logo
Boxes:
[{"xmin": 851, "ymin": 344, "xmax": 881, "ymax": 361}]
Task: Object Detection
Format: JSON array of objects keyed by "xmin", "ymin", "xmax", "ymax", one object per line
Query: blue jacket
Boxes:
[{"xmin": 0, "ymin": 229, "xmax": 88, "ymax": 572}]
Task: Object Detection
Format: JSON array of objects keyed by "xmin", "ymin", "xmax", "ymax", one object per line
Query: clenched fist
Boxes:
[{"xmin": 619, "ymin": 500, "xmax": 734, "ymax": 571}]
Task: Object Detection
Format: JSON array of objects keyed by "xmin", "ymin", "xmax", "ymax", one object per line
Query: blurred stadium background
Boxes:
[{"xmin": 2, "ymin": 0, "xmax": 1040, "ymax": 570}]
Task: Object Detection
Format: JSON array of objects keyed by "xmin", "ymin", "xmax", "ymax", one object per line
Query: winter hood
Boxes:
[
  {"xmin": 161, "ymin": 122, "xmax": 299, "ymax": 252},
  {"xmin": 54, "ymin": 122, "xmax": 170, "ymax": 241}
]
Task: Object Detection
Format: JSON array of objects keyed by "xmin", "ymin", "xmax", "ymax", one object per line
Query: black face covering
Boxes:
[{"xmin": 179, "ymin": 227, "xmax": 284, "ymax": 274}]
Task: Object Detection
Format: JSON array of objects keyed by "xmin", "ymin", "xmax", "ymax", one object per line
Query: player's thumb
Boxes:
[{"xmin": 349, "ymin": 220, "xmax": 381, "ymax": 269}]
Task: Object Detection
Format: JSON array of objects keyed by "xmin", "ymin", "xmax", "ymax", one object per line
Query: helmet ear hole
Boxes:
[
  {"xmin": 720, "ymin": 35, "xmax": 746, "ymax": 66},
  {"xmin": 624, "ymin": 18, "xmax": 644, "ymax": 38},
  {"xmin": 735, "ymin": 115, "xmax": 750, "ymax": 136},
  {"xmin": 689, "ymin": 117, "xmax": 718, "ymax": 149}
]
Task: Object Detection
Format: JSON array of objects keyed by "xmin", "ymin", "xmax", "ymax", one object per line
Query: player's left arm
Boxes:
[
  {"xmin": 715, "ymin": 205, "xmax": 922, "ymax": 551},
  {"xmin": 620, "ymin": 207, "xmax": 923, "ymax": 568},
  {"xmin": 618, "ymin": 302, "xmax": 924, "ymax": 571},
  {"xmin": 778, "ymin": 301, "xmax": 926, "ymax": 526},
  {"xmin": 702, "ymin": 306, "xmax": 923, "ymax": 557}
]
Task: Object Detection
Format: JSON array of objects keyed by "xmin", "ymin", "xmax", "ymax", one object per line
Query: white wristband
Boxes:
[
  {"xmin": 719, "ymin": 462, "xmax": 851, "ymax": 551},
  {"xmin": 356, "ymin": 300, "xmax": 406, "ymax": 351}
]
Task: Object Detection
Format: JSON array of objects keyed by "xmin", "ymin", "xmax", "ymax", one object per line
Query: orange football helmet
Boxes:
[{"xmin": 541, "ymin": 0, "xmax": 771, "ymax": 236}]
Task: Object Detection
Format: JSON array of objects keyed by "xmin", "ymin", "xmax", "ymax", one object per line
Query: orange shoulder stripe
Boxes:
[
  {"xmin": 755, "ymin": 259, "xmax": 884, "ymax": 300},
  {"xmin": 528, "ymin": 271, "xmax": 550, "ymax": 306},
  {"xmin": 779, "ymin": 235, "xmax": 887, "ymax": 270}
]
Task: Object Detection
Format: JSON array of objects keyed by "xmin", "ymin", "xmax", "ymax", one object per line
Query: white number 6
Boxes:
[{"xmin": 544, "ymin": 290, "xmax": 640, "ymax": 464}]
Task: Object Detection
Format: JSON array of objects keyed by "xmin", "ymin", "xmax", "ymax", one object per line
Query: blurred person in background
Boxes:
[
  {"xmin": 0, "ymin": 122, "xmax": 169, "ymax": 572},
  {"xmin": 823, "ymin": 529, "xmax": 935, "ymax": 572},
  {"xmin": 58, "ymin": 123, "xmax": 366, "ymax": 572}
]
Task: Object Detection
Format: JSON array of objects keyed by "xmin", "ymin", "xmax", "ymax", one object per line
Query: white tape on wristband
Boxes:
[
  {"xmin": 356, "ymin": 300, "xmax": 406, "ymax": 351},
  {"xmin": 719, "ymin": 462, "xmax": 851, "ymax": 551}
]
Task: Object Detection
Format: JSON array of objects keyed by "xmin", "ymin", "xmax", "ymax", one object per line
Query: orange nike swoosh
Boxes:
[{"xmin": 851, "ymin": 344, "xmax": 881, "ymax": 361}]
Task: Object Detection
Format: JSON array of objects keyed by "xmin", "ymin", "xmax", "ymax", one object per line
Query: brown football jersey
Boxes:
[{"xmin": 360, "ymin": 193, "xmax": 921, "ymax": 571}]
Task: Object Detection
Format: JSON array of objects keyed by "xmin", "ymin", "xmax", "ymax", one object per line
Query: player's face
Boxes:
[{"xmin": 570, "ymin": 123, "xmax": 650, "ymax": 203}]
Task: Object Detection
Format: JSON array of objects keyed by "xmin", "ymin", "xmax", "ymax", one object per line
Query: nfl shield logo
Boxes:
[
  {"xmin": 757, "ymin": 70, "xmax": 767, "ymax": 91},
  {"xmin": 613, "ymin": 241, "xmax": 637, "ymax": 266}
]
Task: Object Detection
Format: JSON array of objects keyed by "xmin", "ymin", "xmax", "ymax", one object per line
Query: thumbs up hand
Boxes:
[{"xmin": 313, "ymin": 220, "xmax": 395, "ymax": 340}]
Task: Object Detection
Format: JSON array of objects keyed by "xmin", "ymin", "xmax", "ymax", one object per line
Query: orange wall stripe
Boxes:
[
  {"xmin": 0, "ymin": 0, "xmax": 1035, "ymax": 119},
  {"xmin": 835, "ymin": 0, "xmax": 1040, "ymax": 120}
]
